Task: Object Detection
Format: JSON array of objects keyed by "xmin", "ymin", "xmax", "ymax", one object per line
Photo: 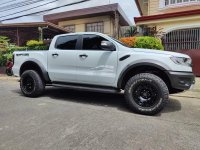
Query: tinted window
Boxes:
[
  {"xmin": 55, "ymin": 35, "xmax": 78, "ymax": 50},
  {"xmin": 82, "ymin": 35, "xmax": 108, "ymax": 50}
]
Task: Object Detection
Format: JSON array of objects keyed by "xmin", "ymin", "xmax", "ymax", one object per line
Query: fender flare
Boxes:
[
  {"xmin": 117, "ymin": 62, "xmax": 170, "ymax": 89},
  {"xmin": 20, "ymin": 58, "xmax": 50, "ymax": 82}
]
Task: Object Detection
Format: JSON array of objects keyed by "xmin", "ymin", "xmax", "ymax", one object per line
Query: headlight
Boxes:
[{"xmin": 170, "ymin": 57, "xmax": 192, "ymax": 66}]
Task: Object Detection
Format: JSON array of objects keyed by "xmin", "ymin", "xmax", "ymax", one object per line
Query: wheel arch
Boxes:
[
  {"xmin": 20, "ymin": 59, "xmax": 50, "ymax": 83},
  {"xmin": 117, "ymin": 62, "xmax": 172, "ymax": 90}
]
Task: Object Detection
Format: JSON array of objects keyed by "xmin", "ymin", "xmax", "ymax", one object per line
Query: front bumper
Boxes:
[{"xmin": 166, "ymin": 71, "xmax": 195, "ymax": 90}]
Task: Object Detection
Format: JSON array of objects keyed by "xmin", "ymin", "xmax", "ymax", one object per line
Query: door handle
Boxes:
[
  {"xmin": 79, "ymin": 54, "xmax": 88, "ymax": 58},
  {"xmin": 52, "ymin": 53, "xmax": 59, "ymax": 57}
]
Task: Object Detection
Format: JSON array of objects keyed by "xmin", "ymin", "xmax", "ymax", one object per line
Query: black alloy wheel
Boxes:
[
  {"xmin": 20, "ymin": 70, "xmax": 45, "ymax": 97},
  {"xmin": 132, "ymin": 82, "xmax": 159, "ymax": 108},
  {"xmin": 21, "ymin": 76, "xmax": 35, "ymax": 93},
  {"xmin": 124, "ymin": 73, "xmax": 169, "ymax": 115}
]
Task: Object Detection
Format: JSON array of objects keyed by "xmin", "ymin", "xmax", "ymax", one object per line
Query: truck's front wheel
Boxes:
[
  {"xmin": 20, "ymin": 70, "xmax": 45, "ymax": 97},
  {"xmin": 124, "ymin": 73, "xmax": 169, "ymax": 115}
]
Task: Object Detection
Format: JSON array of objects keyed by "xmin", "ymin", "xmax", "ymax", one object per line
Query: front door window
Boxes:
[{"xmin": 82, "ymin": 34, "xmax": 108, "ymax": 50}]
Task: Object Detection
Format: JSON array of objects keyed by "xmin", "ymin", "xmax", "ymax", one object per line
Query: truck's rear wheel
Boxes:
[
  {"xmin": 124, "ymin": 73, "xmax": 169, "ymax": 115},
  {"xmin": 20, "ymin": 70, "xmax": 45, "ymax": 97}
]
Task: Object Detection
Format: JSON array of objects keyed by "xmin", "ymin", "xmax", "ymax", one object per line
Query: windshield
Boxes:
[{"xmin": 111, "ymin": 37, "xmax": 131, "ymax": 48}]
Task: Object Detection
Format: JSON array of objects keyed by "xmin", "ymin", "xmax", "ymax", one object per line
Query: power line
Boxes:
[
  {"xmin": 0, "ymin": 0, "xmax": 18, "ymax": 5},
  {"xmin": 0, "ymin": 0, "xmax": 90, "ymax": 21},
  {"xmin": 0, "ymin": 0, "xmax": 48, "ymax": 13},
  {"xmin": 0, "ymin": 0, "xmax": 58, "ymax": 20}
]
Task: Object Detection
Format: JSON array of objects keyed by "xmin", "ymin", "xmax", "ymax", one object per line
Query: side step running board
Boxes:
[{"xmin": 52, "ymin": 83, "xmax": 120, "ymax": 94}]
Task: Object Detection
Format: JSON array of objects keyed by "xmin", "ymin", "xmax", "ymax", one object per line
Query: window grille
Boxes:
[
  {"xmin": 64, "ymin": 25, "xmax": 75, "ymax": 33},
  {"xmin": 163, "ymin": 28, "xmax": 200, "ymax": 51},
  {"xmin": 86, "ymin": 22, "xmax": 104, "ymax": 33}
]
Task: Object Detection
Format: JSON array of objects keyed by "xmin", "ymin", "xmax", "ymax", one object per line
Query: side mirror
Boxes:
[{"xmin": 101, "ymin": 41, "xmax": 116, "ymax": 51}]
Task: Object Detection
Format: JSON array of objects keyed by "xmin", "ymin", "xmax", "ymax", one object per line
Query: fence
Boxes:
[
  {"xmin": 163, "ymin": 28, "xmax": 200, "ymax": 51},
  {"xmin": 162, "ymin": 28, "xmax": 200, "ymax": 76}
]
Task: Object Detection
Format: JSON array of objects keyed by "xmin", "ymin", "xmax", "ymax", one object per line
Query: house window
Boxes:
[
  {"xmin": 165, "ymin": 0, "xmax": 200, "ymax": 6},
  {"xmin": 86, "ymin": 22, "xmax": 104, "ymax": 33},
  {"xmin": 64, "ymin": 25, "xmax": 75, "ymax": 33}
]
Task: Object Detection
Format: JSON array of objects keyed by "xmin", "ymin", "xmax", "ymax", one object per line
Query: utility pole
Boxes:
[
  {"xmin": 114, "ymin": 11, "xmax": 119, "ymax": 39},
  {"xmin": 38, "ymin": 26, "xmax": 48, "ymax": 41}
]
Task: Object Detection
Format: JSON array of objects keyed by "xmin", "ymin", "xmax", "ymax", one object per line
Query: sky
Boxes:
[
  {"xmin": 112, "ymin": 0, "xmax": 140, "ymax": 23},
  {"xmin": 0, "ymin": 0, "xmax": 140, "ymax": 24}
]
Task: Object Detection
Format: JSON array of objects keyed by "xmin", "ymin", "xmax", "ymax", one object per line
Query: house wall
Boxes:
[
  {"xmin": 58, "ymin": 15, "xmax": 114, "ymax": 36},
  {"xmin": 155, "ymin": 17, "xmax": 200, "ymax": 33},
  {"xmin": 136, "ymin": 15, "xmax": 200, "ymax": 33},
  {"xmin": 137, "ymin": 1, "xmax": 200, "ymax": 34},
  {"xmin": 138, "ymin": 0, "xmax": 149, "ymax": 16},
  {"xmin": 148, "ymin": 0, "xmax": 200, "ymax": 15},
  {"xmin": 148, "ymin": 0, "xmax": 159, "ymax": 15}
]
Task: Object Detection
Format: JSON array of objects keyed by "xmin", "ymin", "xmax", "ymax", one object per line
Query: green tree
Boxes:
[
  {"xmin": 135, "ymin": 36, "xmax": 164, "ymax": 50},
  {"xmin": 124, "ymin": 26, "xmax": 138, "ymax": 37},
  {"xmin": 0, "ymin": 36, "xmax": 9, "ymax": 54}
]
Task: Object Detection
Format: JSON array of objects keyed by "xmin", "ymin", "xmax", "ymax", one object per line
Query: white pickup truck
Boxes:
[{"xmin": 13, "ymin": 32, "xmax": 195, "ymax": 115}]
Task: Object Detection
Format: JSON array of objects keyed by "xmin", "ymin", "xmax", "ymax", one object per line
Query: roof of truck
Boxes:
[{"xmin": 54, "ymin": 32, "xmax": 106, "ymax": 37}]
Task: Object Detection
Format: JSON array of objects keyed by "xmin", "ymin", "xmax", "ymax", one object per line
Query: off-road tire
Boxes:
[
  {"xmin": 124, "ymin": 73, "xmax": 169, "ymax": 115},
  {"xmin": 20, "ymin": 70, "xmax": 45, "ymax": 97}
]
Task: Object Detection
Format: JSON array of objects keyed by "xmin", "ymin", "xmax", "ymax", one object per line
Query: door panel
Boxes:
[
  {"xmin": 48, "ymin": 50, "xmax": 77, "ymax": 82},
  {"xmin": 76, "ymin": 34, "xmax": 118, "ymax": 86},
  {"xmin": 48, "ymin": 35, "xmax": 79, "ymax": 82},
  {"xmin": 76, "ymin": 51, "xmax": 118, "ymax": 86}
]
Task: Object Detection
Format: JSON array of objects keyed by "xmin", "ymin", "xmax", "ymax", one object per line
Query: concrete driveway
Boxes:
[{"xmin": 0, "ymin": 75, "xmax": 200, "ymax": 150}]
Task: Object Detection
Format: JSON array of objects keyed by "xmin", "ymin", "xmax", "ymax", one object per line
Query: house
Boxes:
[
  {"xmin": 134, "ymin": 0, "xmax": 200, "ymax": 76},
  {"xmin": 44, "ymin": 3, "xmax": 131, "ymax": 38},
  {"xmin": 0, "ymin": 0, "xmax": 132, "ymax": 45},
  {"xmin": 0, "ymin": 22, "xmax": 68, "ymax": 46}
]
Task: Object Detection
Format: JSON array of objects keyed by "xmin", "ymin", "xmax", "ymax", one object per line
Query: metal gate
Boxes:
[{"xmin": 163, "ymin": 28, "xmax": 200, "ymax": 76}]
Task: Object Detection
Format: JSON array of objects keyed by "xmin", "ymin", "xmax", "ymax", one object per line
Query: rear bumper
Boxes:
[
  {"xmin": 12, "ymin": 66, "xmax": 20, "ymax": 77},
  {"xmin": 166, "ymin": 71, "xmax": 195, "ymax": 90}
]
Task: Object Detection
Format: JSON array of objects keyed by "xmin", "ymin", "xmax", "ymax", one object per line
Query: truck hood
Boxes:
[{"xmin": 132, "ymin": 48, "xmax": 190, "ymax": 58}]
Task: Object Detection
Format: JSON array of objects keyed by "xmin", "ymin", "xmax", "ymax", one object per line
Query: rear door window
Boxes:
[{"xmin": 55, "ymin": 35, "xmax": 79, "ymax": 50}]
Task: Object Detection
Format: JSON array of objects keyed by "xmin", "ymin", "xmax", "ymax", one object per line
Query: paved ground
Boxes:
[{"xmin": 0, "ymin": 75, "xmax": 200, "ymax": 150}]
